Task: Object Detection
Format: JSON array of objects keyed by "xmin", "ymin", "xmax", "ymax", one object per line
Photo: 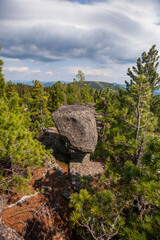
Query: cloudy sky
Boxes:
[{"xmin": 1, "ymin": 0, "xmax": 160, "ymax": 84}]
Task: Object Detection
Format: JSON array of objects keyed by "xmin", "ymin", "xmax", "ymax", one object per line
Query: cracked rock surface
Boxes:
[
  {"xmin": 52, "ymin": 105, "xmax": 98, "ymax": 154},
  {"xmin": 0, "ymin": 223, "xmax": 24, "ymax": 240}
]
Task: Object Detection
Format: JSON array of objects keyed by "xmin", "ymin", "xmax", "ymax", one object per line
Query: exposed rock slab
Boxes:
[
  {"xmin": 69, "ymin": 161, "xmax": 104, "ymax": 191},
  {"xmin": 0, "ymin": 223, "xmax": 23, "ymax": 240},
  {"xmin": 69, "ymin": 161, "xmax": 104, "ymax": 177},
  {"xmin": 52, "ymin": 105, "xmax": 98, "ymax": 154}
]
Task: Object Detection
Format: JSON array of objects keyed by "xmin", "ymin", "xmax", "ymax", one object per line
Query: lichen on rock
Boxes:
[{"xmin": 52, "ymin": 105, "xmax": 98, "ymax": 154}]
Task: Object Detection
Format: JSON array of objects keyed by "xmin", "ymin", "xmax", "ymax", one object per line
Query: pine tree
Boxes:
[
  {"xmin": 5, "ymin": 81, "xmax": 17, "ymax": 100},
  {"xmin": 127, "ymin": 45, "xmax": 160, "ymax": 92},
  {"xmin": 24, "ymin": 80, "xmax": 52, "ymax": 133},
  {"xmin": 72, "ymin": 70, "xmax": 94, "ymax": 104},
  {"xmin": 0, "ymin": 96, "xmax": 51, "ymax": 191},
  {"xmin": 0, "ymin": 61, "xmax": 51, "ymax": 192},
  {"xmin": 74, "ymin": 70, "xmax": 86, "ymax": 103},
  {"xmin": 50, "ymin": 81, "xmax": 67, "ymax": 111},
  {"xmin": 119, "ymin": 74, "xmax": 157, "ymax": 165},
  {"xmin": 67, "ymin": 81, "xmax": 79, "ymax": 104}
]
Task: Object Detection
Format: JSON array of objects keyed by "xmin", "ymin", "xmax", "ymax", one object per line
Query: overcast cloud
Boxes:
[{"xmin": 1, "ymin": 0, "xmax": 160, "ymax": 83}]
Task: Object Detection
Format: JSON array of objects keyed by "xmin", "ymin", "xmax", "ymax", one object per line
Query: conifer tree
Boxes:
[
  {"xmin": 127, "ymin": 45, "xmax": 160, "ymax": 92},
  {"xmin": 118, "ymin": 74, "xmax": 157, "ymax": 165},
  {"xmin": 67, "ymin": 81, "xmax": 79, "ymax": 104},
  {"xmin": 0, "ymin": 60, "xmax": 51, "ymax": 192},
  {"xmin": 50, "ymin": 81, "xmax": 67, "ymax": 111},
  {"xmin": 72, "ymin": 70, "xmax": 94, "ymax": 103},
  {"xmin": 25, "ymin": 80, "xmax": 52, "ymax": 133},
  {"xmin": 5, "ymin": 81, "xmax": 17, "ymax": 100}
]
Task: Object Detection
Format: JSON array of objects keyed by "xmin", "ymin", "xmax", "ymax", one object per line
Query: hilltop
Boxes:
[
  {"xmin": 9, "ymin": 80, "xmax": 124, "ymax": 92},
  {"xmin": 84, "ymin": 81, "xmax": 124, "ymax": 91}
]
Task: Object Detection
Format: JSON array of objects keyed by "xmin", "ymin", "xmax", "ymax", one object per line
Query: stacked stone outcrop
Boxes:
[{"xmin": 52, "ymin": 105, "xmax": 104, "ymax": 189}]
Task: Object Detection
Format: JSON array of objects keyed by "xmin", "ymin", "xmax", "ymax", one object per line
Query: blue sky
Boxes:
[{"xmin": 1, "ymin": 0, "xmax": 160, "ymax": 84}]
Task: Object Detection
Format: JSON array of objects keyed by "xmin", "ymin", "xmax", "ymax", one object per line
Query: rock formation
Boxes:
[
  {"xmin": 0, "ymin": 223, "xmax": 24, "ymax": 240},
  {"xmin": 52, "ymin": 105, "xmax": 98, "ymax": 156},
  {"xmin": 52, "ymin": 105, "xmax": 104, "ymax": 190}
]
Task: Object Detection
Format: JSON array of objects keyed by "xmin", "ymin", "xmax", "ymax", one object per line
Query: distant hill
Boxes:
[
  {"xmin": 84, "ymin": 81, "xmax": 124, "ymax": 92},
  {"xmin": 9, "ymin": 80, "xmax": 57, "ymax": 87},
  {"xmin": 112, "ymin": 82, "xmax": 126, "ymax": 89},
  {"xmin": 7, "ymin": 80, "xmax": 160, "ymax": 94},
  {"xmin": 9, "ymin": 80, "xmax": 123, "ymax": 91},
  {"xmin": 42, "ymin": 82, "xmax": 56, "ymax": 87}
]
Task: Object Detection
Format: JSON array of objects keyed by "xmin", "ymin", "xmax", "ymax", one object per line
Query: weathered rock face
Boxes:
[
  {"xmin": 52, "ymin": 105, "xmax": 98, "ymax": 154},
  {"xmin": 0, "ymin": 223, "xmax": 24, "ymax": 240}
]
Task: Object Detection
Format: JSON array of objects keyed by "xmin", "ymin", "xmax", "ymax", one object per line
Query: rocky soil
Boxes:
[{"xmin": 0, "ymin": 161, "xmax": 75, "ymax": 240}]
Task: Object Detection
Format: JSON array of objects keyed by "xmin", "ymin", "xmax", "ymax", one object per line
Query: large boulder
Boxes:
[{"xmin": 52, "ymin": 105, "xmax": 98, "ymax": 154}]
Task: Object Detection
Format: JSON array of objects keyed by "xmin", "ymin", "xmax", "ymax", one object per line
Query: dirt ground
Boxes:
[{"xmin": 0, "ymin": 161, "xmax": 79, "ymax": 240}]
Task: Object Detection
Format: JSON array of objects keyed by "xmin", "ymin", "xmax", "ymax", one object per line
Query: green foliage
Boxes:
[
  {"xmin": 127, "ymin": 45, "xmax": 160, "ymax": 92},
  {"xmin": 24, "ymin": 80, "xmax": 52, "ymax": 134},
  {"xmin": 5, "ymin": 81, "xmax": 17, "ymax": 100},
  {"xmin": 70, "ymin": 188, "xmax": 125, "ymax": 239},
  {"xmin": 0, "ymin": 69, "xmax": 51, "ymax": 192},
  {"xmin": 0, "ymin": 97, "xmax": 47, "ymax": 164},
  {"xmin": 70, "ymin": 134, "xmax": 160, "ymax": 239},
  {"xmin": 137, "ymin": 135, "xmax": 160, "ymax": 207},
  {"xmin": 84, "ymin": 81, "xmax": 123, "ymax": 92},
  {"xmin": 93, "ymin": 136, "xmax": 107, "ymax": 157},
  {"xmin": 71, "ymin": 70, "xmax": 94, "ymax": 104},
  {"xmin": 70, "ymin": 47, "xmax": 160, "ymax": 240},
  {"xmin": 49, "ymin": 81, "xmax": 67, "ymax": 111},
  {"xmin": 96, "ymin": 88, "xmax": 119, "ymax": 140},
  {"xmin": 13, "ymin": 175, "xmax": 29, "ymax": 192},
  {"xmin": 45, "ymin": 71, "xmax": 94, "ymax": 112},
  {"xmin": 98, "ymin": 75, "xmax": 157, "ymax": 165},
  {"xmin": 67, "ymin": 81, "xmax": 79, "ymax": 104}
]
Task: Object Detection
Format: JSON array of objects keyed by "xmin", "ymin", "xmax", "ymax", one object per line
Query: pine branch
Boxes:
[{"xmin": 120, "ymin": 117, "xmax": 137, "ymax": 128}]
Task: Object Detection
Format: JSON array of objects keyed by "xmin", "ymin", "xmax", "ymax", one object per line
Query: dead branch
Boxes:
[
  {"xmin": 10, "ymin": 209, "xmax": 36, "ymax": 218},
  {"xmin": 3, "ymin": 193, "xmax": 39, "ymax": 211}
]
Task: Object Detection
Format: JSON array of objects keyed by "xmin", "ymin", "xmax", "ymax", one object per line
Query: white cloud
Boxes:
[
  {"xmin": 45, "ymin": 71, "xmax": 53, "ymax": 75},
  {"xmin": 4, "ymin": 67, "xmax": 29, "ymax": 73},
  {"xmin": 4, "ymin": 66, "xmax": 41, "ymax": 73},
  {"xmin": 1, "ymin": 0, "xmax": 160, "ymax": 64},
  {"xmin": 1, "ymin": 57, "xmax": 20, "ymax": 62},
  {"xmin": 1, "ymin": 0, "xmax": 160, "ymax": 83},
  {"xmin": 31, "ymin": 69, "xmax": 41, "ymax": 73},
  {"xmin": 67, "ymin": 66, "xmax": 112, "ymax": 77}
]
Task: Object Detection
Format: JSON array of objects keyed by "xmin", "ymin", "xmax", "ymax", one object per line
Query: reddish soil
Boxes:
[{"xmin": 0, "ymin": 163, "xmax": 79, "ymax": 240}]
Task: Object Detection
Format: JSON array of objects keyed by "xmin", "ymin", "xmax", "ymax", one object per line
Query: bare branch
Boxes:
[{"xmin": 120, "ymin": 117, "xmax": 137, "ymax": 128}]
